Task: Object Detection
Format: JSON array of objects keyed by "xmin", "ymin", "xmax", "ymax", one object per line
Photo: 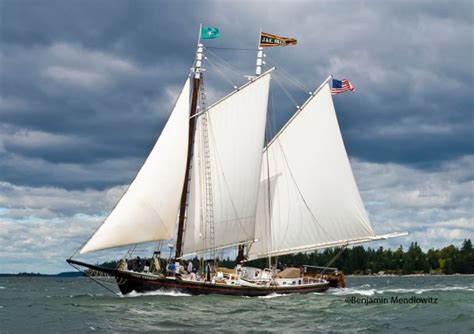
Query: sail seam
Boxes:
[
  {"xmin": 275, "ymin": 138, "xmax": 335, "ymax": 240},
  {"xmin": 191, "ymin": 68, "xmax": 275, "ymax": 119},
  {"xmin": 207, "ymin": 116, "xmax": 253, "ymax": 239},
  {"xmin": 264, "ymin": 75, "xmax": 332, "ymax": 150}
]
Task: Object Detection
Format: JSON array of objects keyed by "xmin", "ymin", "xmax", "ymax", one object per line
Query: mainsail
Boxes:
[
  {"xmin": 249, "ymin": 77, "xmax": 377, "ymax": 260},
  {"xmin": 80, "ymin": 79, "xmax": 191, "ymax": 254},
  {"xmin": 182, "ymin": 70, "xmax": 272, "ymax": 257}
]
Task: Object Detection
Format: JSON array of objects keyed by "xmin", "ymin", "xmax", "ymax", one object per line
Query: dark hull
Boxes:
[
  {"xmin": 116, "ymin": 272, "xmax": 330, "ymax": 297},
  {"xmin": 67, "ymin": 259, "xmax": 330, "ymax": 297}
]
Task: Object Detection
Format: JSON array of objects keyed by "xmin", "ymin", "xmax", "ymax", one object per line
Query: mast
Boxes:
[
  {"xmin": 234, "ymin": 29, "xmax": 264, "ymax": 264},
  {"xmin": 236, "ymin": 245, "xmax": 245, "ymax": 263},
  {"xmin": 256, "ymin": 28, "xmax": 273, "ymax": 268},
  {"xmin": 256, "ymin": 28, "xmax": 264, "ymax": 76},
  {"xmin": 175, "ymin": 26, "xmax": 203, "ymax": 259}
]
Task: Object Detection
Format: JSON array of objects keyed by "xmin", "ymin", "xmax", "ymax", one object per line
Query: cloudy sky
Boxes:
[{"xmin": 0, "ymin": 0, "xmax": 472, "ymax": 274}]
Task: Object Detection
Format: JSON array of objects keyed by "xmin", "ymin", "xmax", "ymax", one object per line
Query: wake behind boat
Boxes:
[{"xmin": 67, "ymin": 26, "xmax": 407, "ymax": 297}]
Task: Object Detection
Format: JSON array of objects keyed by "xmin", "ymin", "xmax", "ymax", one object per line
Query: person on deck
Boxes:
[
  {"xmin": 187, "ymin": 261, "xmax": 193, "ymax": 274},
  {"xmin": 133, "ymin": 256, "xmax": 141, "ymax": 272},
  {"xmin": 168, "ymin": 260, "xmax": 176, "ymax": 277},
  {"xmin": 175, "ymin": 261, "xmax": 181, "ymax": 276},
  {"xmin": 150, "ymin": 254, "xmax": 161, "ymax": 273},
  {"xmin": 205, "ymin": 262, "xmax": 211, "ymax": 281},
  {"xmin": 117, "ymin": 259, "xmax": 127, "ymax": 271}
]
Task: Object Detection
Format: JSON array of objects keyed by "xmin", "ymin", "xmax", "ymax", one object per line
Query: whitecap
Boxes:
[
  {"xmin": 69, "ymin": 293, "xmax": 105, "ymax": 298},
  {"xmin": 330, "ymin": 288, "xmax": 376, "ymax": 296},
  {"xmin": 120, "ymin": 289, "xmax": 191, "ymax": 298},
  {"xmin": 0, "ymin": 287, "xmax": 6, "ymax": 290},
  {"xmin": 377, "ymin": 286, "xmax": 474, "ymax": 294},
  {"xmin": 257, "ymin": 293, "xmax": 288, "ymax": 299}
]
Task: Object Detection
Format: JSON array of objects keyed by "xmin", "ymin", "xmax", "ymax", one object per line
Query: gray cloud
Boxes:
[
  {"xmin": 353, "ymin": 156, "xmax": 474, "ymax": 250},
  {"xmin": 1, "ymin": 1, "xmax": 472, "ymax": 187},
  {"xmin": 0, "ymin": 156, "xmax": 472, "ymax": 273},
  {"xmin": 0, "ymin": 0, "xmax": 472, "ymax": 273}
]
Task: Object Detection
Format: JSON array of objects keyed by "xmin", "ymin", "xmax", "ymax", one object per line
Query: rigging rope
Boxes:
[
  {"xmin": 123, "ymin": 244, "xmax": 137, "ymax": 261},
  {"xmin": 206, "ymin": 116, "xmax": 253, "ymax": 240},
  {"xmin": 204, "ymin": 47, "xmax": 247, "ymax": 78},
  {"xmin": 265, "ymin": 55, "xmax": 312, "ymax": 94},
  {"xmin": 67, "ymin": 261, "xmax": 119, "ymax": 297},
  {"xmin": 275, "ymin": 138, "xmax": 335, "ymax": 241},
  {"xmin": 272, "ymin": 75, "xmax": 300, "ymax": 108},
  {"xmin": 324, "ymin": 244, "xmax": 348, "ymax": 268},
  {"xmin": 206, "ymin": 46, "xmax": 258, "ymax": 51},
  {"xmin": 205, "ymin": 57, "xmax": 239, "ymax": 88}
]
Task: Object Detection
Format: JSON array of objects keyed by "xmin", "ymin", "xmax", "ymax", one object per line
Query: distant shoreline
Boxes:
[
  {"xmin": 0, "ymin": 272, "xmax": 84, "ymax": 277},
  {"xmin": 1, "ymin": 272, "xmax": 473, "ymax": 278}
]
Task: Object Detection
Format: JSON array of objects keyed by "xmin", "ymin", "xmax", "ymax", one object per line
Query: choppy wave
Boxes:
[
  {"xmin": 331, "ymin": 288, "xmax": 377, "ymax": 296},
  {"xmin": 257, "ymin": 293, "xmax": 288, "ymax": 299},
  {"xmin": 120, "ymin": 289, "xmax": 191, "ymax": 298},
  {"xmin": 380, "ymin": 286, "xmax": 474, "ymax": 294},
  {"xmin": 69, "ymin": 293, "xmax": 105, "ymax": 298},
  {"xmin": 329, "ymin": 286, "xmax": 474, "ymax": 296}
]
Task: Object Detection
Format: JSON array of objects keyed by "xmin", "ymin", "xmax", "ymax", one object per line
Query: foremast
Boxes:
[{"xmin": 175, "ymin": 28, "xmax": 204, "ymax": 259}]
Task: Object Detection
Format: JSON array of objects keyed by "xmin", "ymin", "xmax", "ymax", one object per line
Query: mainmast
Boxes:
[
  {"xmin": 175, "ymin": 26, "xmax": 203, "ymax": 259},
  {"xmin": 258, "ymin": 29, "xmax": 274, "ymax": 269},
  {"xmin": 236, "ymin": 29, "xmax": 266, "ymax": 264}
]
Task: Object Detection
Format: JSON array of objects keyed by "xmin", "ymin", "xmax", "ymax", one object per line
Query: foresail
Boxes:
[
  {"xmin": 182, "ymin": 71, "xmax": 272, "ymax": 257},
  {"xmin": 249, "ymin": 78, "xmax": 375, "ymax": 260},
  {"xmin": 80, "ymin": 79, "xmax": 191, "ymax": 254}
]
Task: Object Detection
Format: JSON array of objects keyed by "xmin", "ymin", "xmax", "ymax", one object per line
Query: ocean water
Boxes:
[{"xmin": 0, "ymin": 276, "xmax": 473, "ymax": 333}]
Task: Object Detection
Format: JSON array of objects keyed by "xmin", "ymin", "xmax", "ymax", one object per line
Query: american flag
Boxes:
[{"xmin": 331, "ymin": 79, "xmax": 355, "ymax": 96}]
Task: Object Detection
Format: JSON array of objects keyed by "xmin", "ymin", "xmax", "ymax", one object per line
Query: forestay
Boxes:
[
  {"xmin": 80, "ymin": 79, "xmax": 191, "ymax": 254},
  {"xmin": 249, "ymin": 78, "xmax": 376, "ymax": 260},
  {"xmin": 182, "ymin": 71, "xmax": 272, "ymax": 256}
]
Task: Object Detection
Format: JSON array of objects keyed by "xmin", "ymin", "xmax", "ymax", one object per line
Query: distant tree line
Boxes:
[
  {"xmin": 244, "ymin": 239, "xmax": 474, "ymax": 275},
  {"xmin": 96, "ymin": 239, "xmax": 473, "ymax": 275},
  {"xmin": 0, "ymin": 272, "xmax": 43, "ymax": 277}
]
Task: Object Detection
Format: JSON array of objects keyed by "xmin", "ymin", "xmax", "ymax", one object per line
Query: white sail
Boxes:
[
  {"xmin": 249, "ymin": 77, "xmax": 376, "ymax": 260},
  {"xmin": 182, "ymin": 71, "xmax": 272, "ymax": 256},
  {"xmin": 80, "ymin": 79, "xmax": 191, "ymax": 254}
]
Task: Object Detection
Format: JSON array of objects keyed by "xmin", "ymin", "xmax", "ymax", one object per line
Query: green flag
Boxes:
[{"xmin": 201, "ymin": 27, "xmax": 220, "ymax": 40}]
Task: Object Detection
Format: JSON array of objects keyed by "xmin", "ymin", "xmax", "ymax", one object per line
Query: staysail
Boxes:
[
  {"xmin": 182, "ymin": 70, "xmax": 273, "ymax": 257},
  {"xmin": 80, "ymin": 79, "xmax": 191, "ymax": 254},
  {"xmin": 249, "ymin": 77, "xmax": 377, "ymax": 260}
]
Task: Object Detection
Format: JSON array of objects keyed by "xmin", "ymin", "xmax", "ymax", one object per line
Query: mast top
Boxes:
[
  {"xmin": 195, "ymin": 43, "xmax": 204, "ymax": 79},
  {"xmin": 195, "ymin": 24, "xmax": 203, "ymax": 79},
  {"xmin": 256, "ymin": 28, "xmax": 264, "ymax": 76}
]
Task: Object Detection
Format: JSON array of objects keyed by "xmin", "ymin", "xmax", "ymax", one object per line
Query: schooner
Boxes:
[{"xmin": 67, "ymin": 26, "xmax": 407, "ymax": 296}]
